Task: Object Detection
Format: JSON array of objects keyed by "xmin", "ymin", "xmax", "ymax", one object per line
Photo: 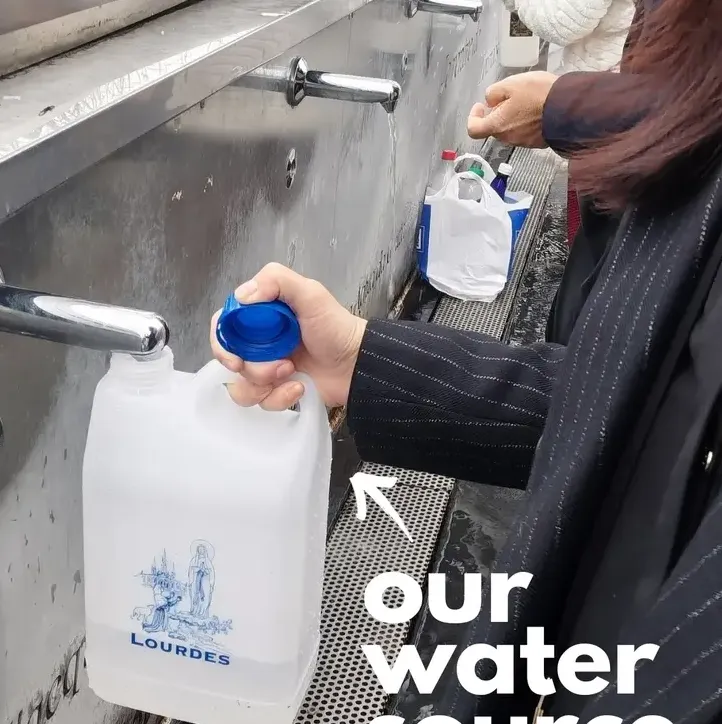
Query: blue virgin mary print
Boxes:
[
  {"xmin": 133, "ymin": 539, "xmax": 232, "ymax": 651},
  {"xmin": 188, "ymin": 542, "xmax": 215, "ymax": 618}
]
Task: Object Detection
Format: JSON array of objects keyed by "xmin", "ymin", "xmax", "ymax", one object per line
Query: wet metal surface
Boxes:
[
  {"xmin": 0, "ymin": 0, "xmax": 187, "ymax": 76},
  {"xmin": 390, "ymin": 481, "xmax": 526, "ymax": 721},
  {"xmin": 0, "ymin": 0, "xmax": 380, "ymax": 222},
  {"xmin": 507, "ymin": 162, "xmax": 569, "ymax": 346}
]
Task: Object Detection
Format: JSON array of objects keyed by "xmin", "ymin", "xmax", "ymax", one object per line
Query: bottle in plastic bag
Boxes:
[
  {"xmin": 491, "ymin": 163, "xmax": 512, "ymax": 200},
  {"xmin": 452, "ymin": 153, "xmax": 496, "ymax": 201},
  {"xmin": 83, "ymin": 295, "xmax": 332, "ymax": 724},
  {"xmin": 427, "ymin": 149, "xmax": 457, "ymax": 195},
  {"xmin": 459, "ymin": 164, "xmax": 487, "ymax": 201}
]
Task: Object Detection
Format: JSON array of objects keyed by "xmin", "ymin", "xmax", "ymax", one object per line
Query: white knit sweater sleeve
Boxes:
[{"xmin": 509, "ymin": 0, "xmax": 615, "ymax": 46}]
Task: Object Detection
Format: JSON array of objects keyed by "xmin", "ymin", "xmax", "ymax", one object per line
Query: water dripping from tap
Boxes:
[{"xmin": 387, "ymin": 112, "xmax": 398, "ymax": 257}]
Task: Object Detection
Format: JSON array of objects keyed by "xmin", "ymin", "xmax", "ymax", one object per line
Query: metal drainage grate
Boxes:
[
  {"xmin": 295, "ymin": 465, "xmax": 453, "ymax": 724},
  {"xmin": 432, "ymin": 147, "xmax": 562, "ymax": 336}
]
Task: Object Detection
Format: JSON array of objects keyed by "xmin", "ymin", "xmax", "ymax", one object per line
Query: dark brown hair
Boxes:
[{"xmin": 569, "ymin": 0, "xmax": 722, "ymax": 211}]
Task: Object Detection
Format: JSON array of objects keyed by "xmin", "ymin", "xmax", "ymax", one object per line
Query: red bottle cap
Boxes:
[{"xmin": 441, "ymin": 150, "xmax": 457, "ymax": 161}]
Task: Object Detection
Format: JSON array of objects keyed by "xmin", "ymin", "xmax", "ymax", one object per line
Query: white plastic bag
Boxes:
[
  {"xmin": 442, "ymin": 157, "xmax": 534, "ymax": 277},
  {"xmin": 417, "ymin": 171, "xmax": 512, "ymax": 302}
]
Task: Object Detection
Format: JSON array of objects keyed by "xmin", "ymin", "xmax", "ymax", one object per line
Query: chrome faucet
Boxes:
[
  {"xmin": 0, "ymin": 268, "xmax": 168, "ymax": 358},
  {"xmin": 286, "ymin": 57, "xmax": 401, "ymax": 113},
  {"xmin": 407, "ymin": 0, "xmax": 483, "ymax": 21}
]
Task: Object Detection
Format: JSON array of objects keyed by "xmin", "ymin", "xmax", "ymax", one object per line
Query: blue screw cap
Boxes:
[{"xmin": 216, "ymin": 293, "xmax": 301, "ymax": 362}]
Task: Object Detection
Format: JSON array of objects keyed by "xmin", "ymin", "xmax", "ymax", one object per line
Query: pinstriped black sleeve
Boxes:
[{"xmin": 346, "ymin": 319, "xmax": 565, "ymax": 488}]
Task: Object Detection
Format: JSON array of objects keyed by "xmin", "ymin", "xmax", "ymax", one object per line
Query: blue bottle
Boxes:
[{"xmin": 490, "ymin": 162, "xmax": 512, "ymax": 200}]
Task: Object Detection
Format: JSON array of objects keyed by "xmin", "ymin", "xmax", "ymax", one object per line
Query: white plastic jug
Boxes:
[{"xmin": 82, "ymin": 347, "xmax": 332, "ymax": 724}]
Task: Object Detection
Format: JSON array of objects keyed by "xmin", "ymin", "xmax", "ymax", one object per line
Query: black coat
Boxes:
[
  {"xmin": 546, "ymin": 195, "xmax": 617, "ymax": 345},
  {"xmin": 347, "ymin": 161, "xmax": 722, "ymax": 724}
]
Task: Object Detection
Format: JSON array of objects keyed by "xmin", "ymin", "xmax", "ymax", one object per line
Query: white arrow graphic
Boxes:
[{"xmin": 350, "ymin": 472, "xmax": 413, "ymax": 542}]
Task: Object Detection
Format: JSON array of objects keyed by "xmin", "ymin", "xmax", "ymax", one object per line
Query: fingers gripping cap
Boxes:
[{"xmin": 216, "ymin": 293, "xmax": 301, "ymax": 362}]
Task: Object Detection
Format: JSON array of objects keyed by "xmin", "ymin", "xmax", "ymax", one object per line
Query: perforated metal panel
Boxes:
[
  {"xmin": 294, "ymin": 465, "xmax": 453, "ymax": 724},
  {"xmin": 432, "ymin": 148, "xmax": 562, "ymax": 336}
]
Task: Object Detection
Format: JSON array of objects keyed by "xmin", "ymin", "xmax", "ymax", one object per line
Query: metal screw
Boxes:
[{"xmin": 286, "ymin": 148, "xmax": 298, "ymax": 189}]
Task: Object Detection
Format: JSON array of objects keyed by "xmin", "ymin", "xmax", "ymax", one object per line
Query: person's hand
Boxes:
[
  {"xmin": 210, "ymin": 263, "xmax": 366, "ymax": 411},
  {"xmin": 467, "ymin": 71, "xmax": 558, "ymax": 148}
]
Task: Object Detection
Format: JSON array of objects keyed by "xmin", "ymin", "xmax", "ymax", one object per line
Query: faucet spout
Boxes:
[
  {"xmin": 407, "ymin": 0, "xmax": 483, "ymax": 21},
  {"xmin": 0, "ymin": 269, "xmax": 168, "ymax": 358},
  {"xmin": 287, "ymin": 57, "xmax": 401, "ymax": 113}
]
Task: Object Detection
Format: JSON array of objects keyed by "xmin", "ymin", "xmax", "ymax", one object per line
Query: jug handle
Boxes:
[
  {"xmin": 194, "ymin": 362, "xmax": 327, "ymax": 420},
  {"xmin": 291, "ymin": 372, "xmax": 328, "ymax": 425}
]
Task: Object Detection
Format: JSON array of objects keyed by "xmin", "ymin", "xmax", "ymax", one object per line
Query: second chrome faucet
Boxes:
[
  {"xmin": 286, "ymin": 57, "xmax": 401, "ymax": 114},
  {"xmin": 407, "ymin": 0, "xmax": 483, "ymax": 21}
]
